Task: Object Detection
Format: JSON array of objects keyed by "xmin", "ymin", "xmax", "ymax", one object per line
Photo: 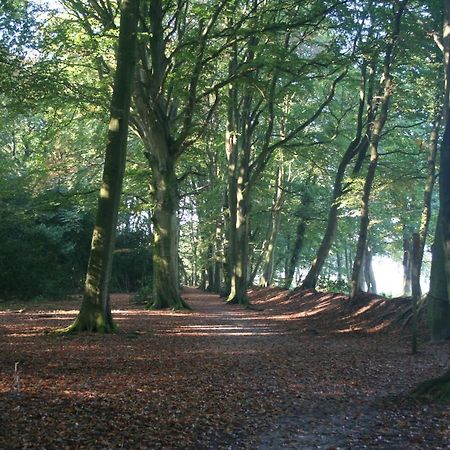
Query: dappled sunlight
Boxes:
[
  {"xmin": 352, "ymin": 301, "xmax": 385, "ymax": 317},
  {"xmin": 1, "ymin": 287, "xmax": 449, "ymax": 450},
  {"xmin": 335, "ymin": 320, "xmax": 393, "ymax": 335},
  {"xmin": 164, "ymin": 323, "xmax": 282, "ymax": 337}
]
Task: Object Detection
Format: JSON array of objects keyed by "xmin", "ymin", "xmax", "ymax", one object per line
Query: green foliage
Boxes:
[
  {"xmin": 317, "ymin": 278, "xmax": 349, "ymax": 294},
  {"xmin": 112, "ymin": 231, "xmax": 152, "ymax": 292},
  {"xmin": 132, "ymin": 284, "xmax": 152, "ymax": 305},
  {"xmin": 0, "ymin": 193, "xmax": 93, "ymax": 300},
  {"xmin": 0, "ymin": 0, "xmax": 445, "ymax": 305}
]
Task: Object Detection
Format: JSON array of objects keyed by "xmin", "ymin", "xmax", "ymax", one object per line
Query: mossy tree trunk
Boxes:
[
  {"xmin": 412, "ymin": 370, "xmax": 450, "ymax": 402},
  {"xmin": 149, "ymin": 153, "xmax": 189, "ymax": 309},
  {"xmin": 130, "ymin": 0, "xmax": 225, "ymax": 308},
  {"xmin": 429, "ymin": 217, "xmax": 450, "ymax": 341},
  {"xmin": 227, "ymin": 187, "xmax": 251, "ymax": 304},
  {"xmin": 225, "ymin": 82, "xmax": 239, "ymax": 300},
  {"xmin": 67, "ymin": 0, "xmax": 139, "ymax": 333}
]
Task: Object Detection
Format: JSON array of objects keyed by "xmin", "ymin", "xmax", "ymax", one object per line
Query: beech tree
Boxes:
[
  {"xmin": 350, "ymin": 0, "xmax": 408, "ymax": 299},
  {"xmin": 65, "ymin": 0, "xmax": 139, "ymax": 332},
  {"xmin": 428, "ymin": 0, "xmax": 450, "ymax": 342}
]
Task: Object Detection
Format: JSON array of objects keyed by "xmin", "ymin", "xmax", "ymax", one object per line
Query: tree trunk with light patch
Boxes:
[
  {"xmin": 403, "ymin": 228, "xmax": 413, "ymax": 297},
  {"xmin": 227, "ymin": 181, "xmax": 250, "ymax": 305},
  {"xmin": 148, "ymin": 150, "xmax": 190, "ymax": 310},
  {"xmin": 350, "ymin": 0, "xmax": 407, "ymax": 300},
  {"xmin": 364, "ymin": 243, "xmax": 376, "ymax": 294},
  {"xmin": 65, "ymin": 0, "xmax": 139, "ymax": 333},
  {"xmin": 260, "ymin": 167, "xmax": 284, "ymax": 287},
  {"xmin": 300, "ymin": 62, "xmax": 369, "ymax": 291}
]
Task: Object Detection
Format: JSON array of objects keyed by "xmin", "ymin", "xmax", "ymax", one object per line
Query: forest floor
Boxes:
[{"xmin": 0, "ymin": 287, "xmax": 449, "ymax": 449}]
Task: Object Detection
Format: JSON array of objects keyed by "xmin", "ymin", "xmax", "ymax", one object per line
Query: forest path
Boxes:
[
  {"xmin": 176, "ymin": 286, "xmax": 285, "ymax": 337},
  {"xmin": 0, "ymin": 287, "xmax": 449, "ymax": 449}
]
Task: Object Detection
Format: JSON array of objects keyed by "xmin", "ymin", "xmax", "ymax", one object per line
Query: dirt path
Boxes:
[{"xmin": 0, "ymin": 287, "xmax": 449, "ymax": 449}]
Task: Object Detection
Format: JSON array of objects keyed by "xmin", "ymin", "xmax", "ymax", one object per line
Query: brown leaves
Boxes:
[{"xmin": 0, "ymin": 287, "xmax": 449, "ymax": 448}]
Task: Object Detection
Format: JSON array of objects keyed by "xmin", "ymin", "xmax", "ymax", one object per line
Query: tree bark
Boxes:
[
  {"xmin": 206, "ymin": 242, "xmax": 215, "ymax": 291},
  {"xmin": 350, "ymin": 0, "xmax": 407, "ymax": 300},
  {"xmin": 260, "ymin": 167, "xmax": 284, "ymax": 287},
  {"xmin": 403, "ymin": 227, "xmax": 413, "ymax": 296},
  {"xmin": 364, "ymin": 243, "xmax": 377, "ymax": 294},
  {"xmin": 427, "ymin": 0, "xmax": 450, "ymax": 341},
  {"xmin": 418, "ymin": 115, "xmax": 441, "ymax": 278},
  {"xmin": 149, "ymin": 152, "xmax": 189, "ymax": 309},
  {"xmin": 227, "ymin": 123, "xmax": 251, "ymax": 304},
  {"xmin": 213, "ymin": 215, "xmax": 224, "ymax": 292},
  {"xmin": 224, "ymin": 67, "xmax": 239, "ymax": 299},
  {"xmin": 284, "ymin": 181, "xmax": 314, "ymax": 289},
  {"xmin": 300, "ymin": 62, "xmax": 369, "ymax": 290},
  {"xmin": 284, "ymin": 220, "xmax": 308, "ymax": 289},
  {"xmin": 67, "ymin": 0, "xmax": 139, "ymax": 332}
]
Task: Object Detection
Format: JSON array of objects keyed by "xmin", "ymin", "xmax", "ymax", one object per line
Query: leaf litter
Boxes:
[{"xmin": 0, "ymin": 287, "xmax": 449, "ymax": 449}]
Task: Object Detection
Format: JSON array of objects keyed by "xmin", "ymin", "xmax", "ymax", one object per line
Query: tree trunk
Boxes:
[
  {"xmin": 224, "ymin": 54, "xmax": 239, "ymax": 298},
  {"xmin": 411, "ymin": 233, "xmax": 420, "ymax": 354},
  {"xmin": 206, "ymin": 242, "xmax": 215, "ymax": 291},
  {"xmin": 411, "ymin": 108, "xmax": 442, "ymax": 298},
  {"xmin": 300, "ymin": 62, "xmax": 368, "ymax": 290},
  {"xmin": 336, "ymin": 252, "xmax": 343, "ymax": 282},
  {"xmin": 350, "ymin": 144, "xmax": 379, "ymax": 299},
  {"xmin": 150, "ymin": 154, "xmax": 189, "ymax": 309},
  {"xmin": 227, "ymin": 182, "xmax": 250, "ymax": 305},
  {"xmin": 427, "ymin": 0, "xmax": 450, "ymax": 341},
  {"xmin": 364, "ymin": 243, "xmax": 377, "ymax": 294},
  {"xmin": 403, "ymin": 227, "xmax": 413, "ymax": 296},
  {"xmin": 226, "ymin": 36, "xmax": 252, "ymax": 305},
  {"xmin": 213, "ymin": 216, "xmax": 224, "ymax": 292},
  {"xmin": 428, "ymin": 189, "xmax": 450, "ymax": 342},
  {"xmin": 284, "ymin": 221, "xmax": 308, "ymax": 289},
  {"xmin": 344, "ymin": 246, "xmax": 351, "ymax": 284},
  {"xmin": 66, "ymin": 0, "xmax": 139, "ymax": 333},
  {"xmin": 300, "ymin": 149, "xmax": 356, "ymax": 290},
  {"xmin": 284, "ymin": 187, "xmax": 313, "ymax": 289},
  {"xmin": 350, "ymin": 1, "xmax": 407, "ymax": 300},
  {"xmin": 260, "ymin": 167, "xmax": 284, "ymax": 287}
]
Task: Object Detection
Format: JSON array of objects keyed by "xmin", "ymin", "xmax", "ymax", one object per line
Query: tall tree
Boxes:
[
  {"xmin": 300, "ymin": 59, "xmax": 373, "ymax": 290},
  {"xmin": 350, "ymin": 0, "xmax": 408, "ymax": 299},
  {"xmin": 65, "ymin": 0, "xmax": 139, "ymax": 332},
  {"xmin": 224, "ymin": 0, "xmax": 347, "ymax": 303},
  {"xmin": 260, "ymin": 166, "xmax": 285, "ymax": 287},
  {"xmin": 131, "ymin": 0, "xmax": 228, "ymax": 309},
  {"xmin": 428, "ymin": 0, "xmax": 450, "ymax": 342},
  {"xmin": 413, "ymin": 0, "xmax": 450, "ymax": 397}
]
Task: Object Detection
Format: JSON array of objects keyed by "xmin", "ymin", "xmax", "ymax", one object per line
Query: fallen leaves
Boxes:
[{"xmin": 0, "ymin": 287, "xmax": 449, "ymax": 449}]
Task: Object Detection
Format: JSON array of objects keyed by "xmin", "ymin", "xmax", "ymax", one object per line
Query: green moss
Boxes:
[
  {"xmin": 147, "ymin": 296, "xmax": 191, "ymax": 311},
  {"xmin": 411, "ymin": 370, "xmax": 450, "ymax": 402}
]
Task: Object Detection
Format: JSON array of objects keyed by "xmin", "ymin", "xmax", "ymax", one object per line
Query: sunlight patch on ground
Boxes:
[
  {"xmin": 165, "ymin": 324, "xmax": 281, "ymax": 337},
  {"xmin": 352, "ymin": 302, "xmax": 383, "ymax": 317},
  {"xmin": 335, "ymin": 321, "xmax": 391, "ymax": 334}
]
